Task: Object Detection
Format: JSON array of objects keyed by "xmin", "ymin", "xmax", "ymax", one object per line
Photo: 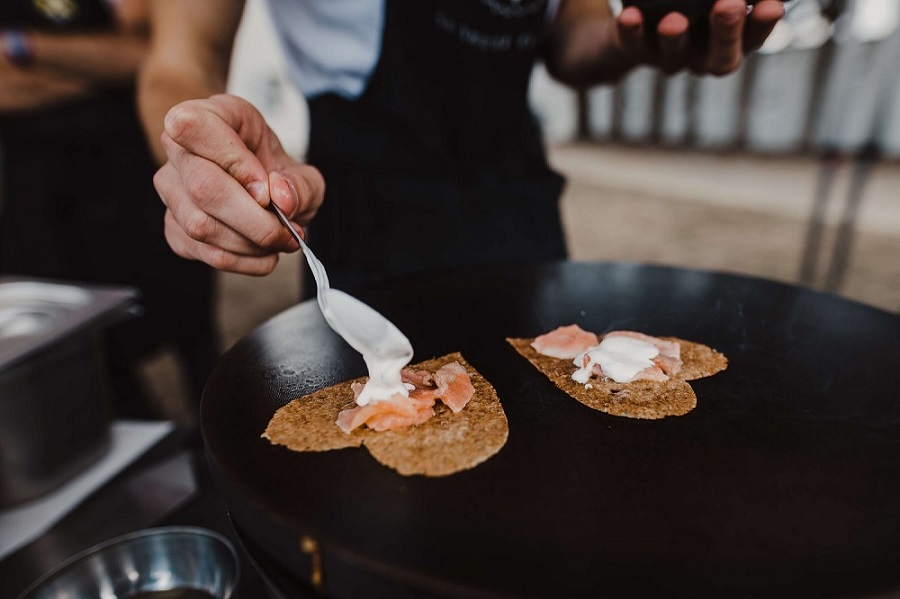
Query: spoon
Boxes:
[{"xmin": 269, "ymin": 202, "xmax": 414, "ymax": 405}]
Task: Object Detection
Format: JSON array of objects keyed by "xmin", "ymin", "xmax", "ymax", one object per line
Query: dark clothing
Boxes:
[
  {"xmin": 306, "ymin": 0, "xmax": 567, "ymax": 293},
  {"xmin": 0, "ymin": 0, "xmax": 112, "ymax": 30},
  {"xmin": 0, "ymin": 78, "xmax": 218, "ymax": 414}
]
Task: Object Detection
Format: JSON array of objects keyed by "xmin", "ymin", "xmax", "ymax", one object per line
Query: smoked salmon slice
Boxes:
[
  {"xmin": 336, "ymin": 393, "xmax": 434, "ymax": 433},
  {"xmin": 530, "ymin": 324, "xmax": 599, "ymax": 359},
  {"xmin": 432, "ymin": 361, "xmax": 476, "ymax": 413}
]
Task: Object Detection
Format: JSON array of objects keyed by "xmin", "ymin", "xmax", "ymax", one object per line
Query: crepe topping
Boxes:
[
  {"xmin": 336, "ymin": 360, "xmax": 475, "ymax": 433},
  {"xmin": 535, "ymin": 326, "xmax": 683, "ymax": 384}
]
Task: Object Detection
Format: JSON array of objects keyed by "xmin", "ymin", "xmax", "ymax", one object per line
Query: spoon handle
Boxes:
[{"xmin": 268, "ymin": 202, "xmax": 330, "ymax": 294}]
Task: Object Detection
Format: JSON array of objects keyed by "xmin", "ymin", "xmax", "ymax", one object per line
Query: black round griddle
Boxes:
[{"xmin": 202, "ymin": 261, "xmax": 900, "ymax": 598}]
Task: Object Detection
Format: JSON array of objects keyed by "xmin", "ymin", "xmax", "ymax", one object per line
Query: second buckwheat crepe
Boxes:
[{"xmin": 508, "ymin": 325, "xmax": 727, "ymax": 419}]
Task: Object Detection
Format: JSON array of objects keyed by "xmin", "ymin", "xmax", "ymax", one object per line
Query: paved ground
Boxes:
[
  {"xmin": 140, "ymin": 143, "xmax": 900, "ymax": 422},
  {"xmin": 555, "ymin": 144, "xmax": 900, "ymax": 311}
]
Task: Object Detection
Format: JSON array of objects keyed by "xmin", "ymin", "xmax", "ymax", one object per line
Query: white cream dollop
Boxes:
[
  {"xmin": 572, "ymin": 335, "xmax": 660, "ymax": 384},
  {"xmin": 353, "ymin": 351, "xmax": 412, "ymax": 406},
  {"xmin": 318, "ymin": 289, "xmax": 414, "ymax": 407}
]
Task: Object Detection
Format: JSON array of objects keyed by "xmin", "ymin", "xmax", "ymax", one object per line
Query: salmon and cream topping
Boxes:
[
  {"xmin": 336, "ymin": 360, "xmax": 476, "ymax": 433},
  {"xmin": 532, "ymin": 325, "xmax": 683, "ymax": 385}
]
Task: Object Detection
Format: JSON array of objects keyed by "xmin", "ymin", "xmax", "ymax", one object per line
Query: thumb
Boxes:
[{"xmin": 268, "ymin": 164, "xmax": 326, "ymax": 226}]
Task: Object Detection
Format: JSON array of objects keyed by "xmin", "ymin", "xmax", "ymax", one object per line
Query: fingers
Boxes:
[
  {"xmin": 614, "ymin": 0, "xmax": 784, "ymax": 76},
  {"xmin": 656, "ymin": 12, "xmax": 690, "ymax": 74},
  {"xmin": 163, "ymin": 95, "xmax": 271, "ymax": 206},
  {"xmin": 163, "ymin": 94, "xmax": 324, "ymax": 223},
  {"xmin": 154, "ymin": 94, "xmax": 329, "ymax": 276},
  {"xmin": 159, "ymin": 132, "xmax": 298, "ymax": 247},
  {"xmin": 705, "ymin": 0, "xmax": 747, "ymax": 76},
  {"xmin": 617, "ymin": 7, "xmax": 692, "ymax": 72},
  {"xmin": 268, "ymin": 164, "xmax": 325, "ymax": 225},
  {"xmin": 743, "ymin": 0, "xmax": 784, "ymax": 53},
  {"xmin": 615, "ymin": 0, "xmax": 783, "ymax": 77},
  {"xmin": 616, "ymin": 7, "xmax": 646, "ymax": 61},
  {"xmin": 162, "ymin": 209, "xmax": 282, "ymax": 276},
  {"xmin": 154, "ymin": 150, "xmax": 300, "ymax": 275}
]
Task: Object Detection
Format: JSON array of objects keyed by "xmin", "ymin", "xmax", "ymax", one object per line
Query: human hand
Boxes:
[
  {"xmin": 617, "ymin": 0, "xmax": 784, "ymax": 76},
  {"xmin": 153, "ymin": 94, "xmax": 325, "ymax": 275}
]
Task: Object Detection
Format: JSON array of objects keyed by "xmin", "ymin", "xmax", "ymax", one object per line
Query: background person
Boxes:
[
  {"xmin": 140, "ymin": 0, "xmax": 783, "ymax": 292},
  {"xmin": 0, "ymin": 0, "xmax": 219, "ymax": 418}
]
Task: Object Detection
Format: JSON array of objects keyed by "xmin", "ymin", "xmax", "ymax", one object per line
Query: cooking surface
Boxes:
[{"xmin": 202, "ymin": 261, "xmax": 900, "ymax": 597}]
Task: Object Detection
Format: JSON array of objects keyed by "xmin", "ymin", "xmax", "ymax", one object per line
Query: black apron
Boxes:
[{"xmin": 306, "ymin": 0, "xmax": 567, "ymax": 293}]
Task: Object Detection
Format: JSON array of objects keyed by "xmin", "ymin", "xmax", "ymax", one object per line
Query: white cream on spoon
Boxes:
[
  {"xmin": 319, "ymin": 289, "xmax": 413, "ymax": 406},
  {"xmin": 269, "ymin": 203, "xmax": 413, "ymax": 405}
]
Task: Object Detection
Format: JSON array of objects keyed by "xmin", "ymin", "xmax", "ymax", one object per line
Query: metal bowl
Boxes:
[{"xmin": 16, "ymin": 526, "xmax": 239, "ymax": 599}]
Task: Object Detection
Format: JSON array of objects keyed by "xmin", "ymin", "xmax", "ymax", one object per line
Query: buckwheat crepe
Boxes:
[
  {"xmin": 263, "ymin": 353, "xmax": 508, "ymax": 477},
  {"xmin": 507, "ymin": 336, "xmax": 727, "ymax": 419}
]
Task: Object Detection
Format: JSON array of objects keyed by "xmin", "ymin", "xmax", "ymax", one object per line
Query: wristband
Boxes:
[{"xmin": 2, "ymin": 30, "xmax": 35, "ymax": 68}]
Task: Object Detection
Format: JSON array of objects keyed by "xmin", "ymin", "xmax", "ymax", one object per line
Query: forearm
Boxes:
[
  {"xmin": 0, "ymin": 26, "xmax": 146, "ymax": 113},
  {"xmin": 25, "ymin": 29, "xmax": 148, "ymax": 86},
  {"xmin": 137, "ymin": 0, "xmax": 244, "ymax": 164},
  {"xmin": 0, "ymin": 64, "xmax": 90, "ymax": 111},
  {"xmin": 138, "ymin": 61, "xmax": 229, "ymax": 164},
  {"xmin": 542, "ymin": 0, "xmax": 637, "ymax": 87}
]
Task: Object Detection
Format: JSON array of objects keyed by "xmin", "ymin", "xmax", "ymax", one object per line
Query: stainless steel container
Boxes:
[
  {"xmin": 15, "ymin": 526, "xmax": 239, "ymax": 599},
  {"xmin": 0, "ymin": 277, "xmax": 138, "ymax": 508}
]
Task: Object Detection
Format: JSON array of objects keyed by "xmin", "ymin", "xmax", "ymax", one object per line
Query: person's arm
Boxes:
[
  {"xmin": 542, "ymin": 0, "xmax": 784, "ymax": 87},
  {"xmin": 0, "ymin": 0, "xmax": 148, "ymax": 112},
  {"xmin": 139, "ymin": 0, "xmax": 324, "ymax": 275},
  {"xmin": 0, "ymin": 62, "xmax": 90, "ymax": 111},
  {"xmin": 541, "ymin": 0, "xmax": 635, "ymax": 86},
  {"xmin": 137, "ymin": 0, "xmax": 244, "ymax": 164}
]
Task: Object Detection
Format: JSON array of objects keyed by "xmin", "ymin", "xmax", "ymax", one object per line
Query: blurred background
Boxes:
[{"xmin": 136, "ymin": 0, "xmax": 900, "ymax": 420}]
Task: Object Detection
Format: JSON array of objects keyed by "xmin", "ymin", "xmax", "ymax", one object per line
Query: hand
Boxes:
[
  {"xmin": 153, "ymin": 94, "xmax": 325, "ymax": 275},
  {"xmin": 617, "ymin": 0, "xmax": 784, "ymax": 76}
]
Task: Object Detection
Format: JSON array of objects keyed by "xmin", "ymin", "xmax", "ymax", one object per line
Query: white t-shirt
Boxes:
[
  {"xmin": 265, "ymin": 0, "xmax": 561, "ymax": 100},
  {"xmin": 266, "ymin": 0, "xmax": 386, "ymax": 100}
]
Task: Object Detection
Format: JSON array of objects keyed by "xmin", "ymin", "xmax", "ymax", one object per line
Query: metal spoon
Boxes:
[{"xmin": 269, "ymin": 202, "xmax": 414, "ymax": 405}]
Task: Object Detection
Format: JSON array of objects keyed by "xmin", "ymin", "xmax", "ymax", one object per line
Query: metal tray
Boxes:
[
  {"xmin": 0, "ymin": 277, "xmax": 139, "ymax": 508},
  {"xmin": 0, "ymin": 277, "xmax": 139, "ymax": 372}
]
